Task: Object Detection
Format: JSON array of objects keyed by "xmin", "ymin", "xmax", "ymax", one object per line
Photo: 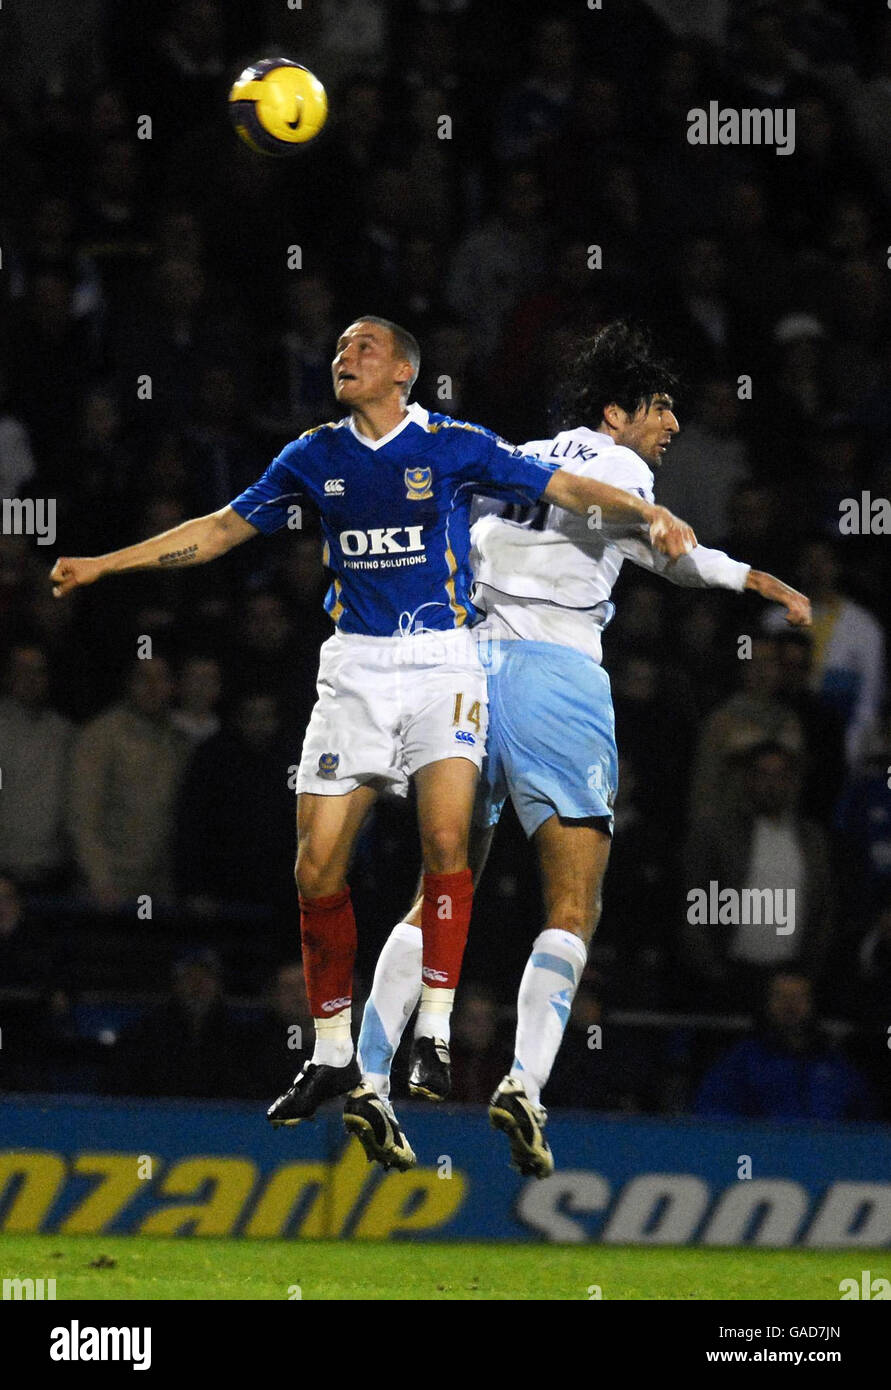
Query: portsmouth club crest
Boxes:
[
  {"xmin": 318, "ymin": 752, "xmax": 340, "ymax": 779},
  {"xmin": 405, "ymin": 466, "xmax": 433, "ymax": 500}
]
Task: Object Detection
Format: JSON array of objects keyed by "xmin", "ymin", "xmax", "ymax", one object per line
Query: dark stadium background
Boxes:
[{"xmin": 0, "ymin": 0, "xmax": 889, "ymax": 1123}]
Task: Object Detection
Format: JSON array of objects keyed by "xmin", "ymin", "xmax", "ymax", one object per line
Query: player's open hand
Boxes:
[
  {"xmin": 648, "ymin": 506, "xmax": 697, "ymax": 559},
  {"xmin": 50, "ymin": 556, "xmax": 104, "ymax": 598}
]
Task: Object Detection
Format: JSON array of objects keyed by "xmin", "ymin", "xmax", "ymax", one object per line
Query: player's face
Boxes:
[
  {"xmin": 332, "ymin": 322, "xmax": 410, "ymax": 407},
  {"xmin": 618, "ymin": 394, "xmax": 679, "ymax": 467}
]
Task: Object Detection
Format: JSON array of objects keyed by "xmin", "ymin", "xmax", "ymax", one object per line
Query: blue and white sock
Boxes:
[
  {"xmin": 358, "ymin": 921, "xmax": 422, "ymax": 1099},
  {"xmin": 510, "ymin": 928, "xmax": 588, "ymax": 1105}
]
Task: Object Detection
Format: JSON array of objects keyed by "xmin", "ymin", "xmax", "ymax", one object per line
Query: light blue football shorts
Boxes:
[{"xmin": 475, "ymin": 639, "xmax": 618, "ymax": 838}]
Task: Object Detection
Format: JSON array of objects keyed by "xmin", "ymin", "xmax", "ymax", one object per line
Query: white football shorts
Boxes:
[{"xmin": 295, "ymin": 628, "xmax": 488, "ymax": 797}]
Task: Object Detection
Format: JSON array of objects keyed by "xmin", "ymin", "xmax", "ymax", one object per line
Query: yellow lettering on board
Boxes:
[
  {"xmin": 139, "ymin": 1157, "xmax": 257, "ymax": 1235},
  {"xmin": 244, "ymin": 1161, "xmax": 327, "ymax": 1238},
  {"xmin": 0, "ymin": 1151, "xmax": 66, "ymax": 1232},
  {"xmin": 301, "ymin": 1141, "xmax": 374, "ymax": 1237},
  {"xmin": 59, "ymin": 1153, "xmax": 154, "ymax": 1234},
  {"xmin": 353, "ymin": 1169, "xmax": 466, "ymax": 1239},
  {"xmin": 245, "ymin": 1141, "xmax": 375, "ymax": 1238}
]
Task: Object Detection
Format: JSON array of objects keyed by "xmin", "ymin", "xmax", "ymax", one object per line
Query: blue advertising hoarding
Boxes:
[{"xmin": 1, "ymin": 1095, "xmax": 890, "ymax": 1246}]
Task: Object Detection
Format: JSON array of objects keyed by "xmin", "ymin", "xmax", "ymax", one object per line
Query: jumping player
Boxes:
[
  {"xmin": 49, "ymin": 317, "xmax": 695, "ymax": 1166},
  {"xmin": 355, "ymin": 321, "xmax": 812, "ymax": 1175}
]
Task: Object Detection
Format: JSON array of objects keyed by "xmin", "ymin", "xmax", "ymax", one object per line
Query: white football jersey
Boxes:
[{"xmin": 471, "ymin": 426, "xmax": 750, "ymax": 664}]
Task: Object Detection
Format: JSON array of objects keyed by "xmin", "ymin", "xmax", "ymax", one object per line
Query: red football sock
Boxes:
[
  {"xmin": 300, "ymin": 889, "xmax": 357, "ymax": 1017},
  {"xmin": 420, "ymin": 869, "xmax": 474, "ymax": 989}
]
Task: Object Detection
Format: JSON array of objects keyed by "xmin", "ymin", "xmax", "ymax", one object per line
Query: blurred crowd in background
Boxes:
[{"xmin": 0, "ymin": 0, "xmax": 889, "ymax": 1117}]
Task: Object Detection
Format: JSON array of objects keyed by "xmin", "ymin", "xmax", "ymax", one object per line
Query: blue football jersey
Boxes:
[{"xmin": 229, "ymin": 403, "xmax": 556, "ymax": 635}]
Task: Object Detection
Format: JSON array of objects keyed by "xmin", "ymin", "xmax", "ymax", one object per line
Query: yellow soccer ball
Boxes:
[{"xmin": 229, "ymin": 58, "xmax": 328, "ymax": 156}]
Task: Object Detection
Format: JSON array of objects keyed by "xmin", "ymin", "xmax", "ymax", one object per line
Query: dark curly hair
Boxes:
[{"xmin": 550, "ymin": 320, "xmax": 680, "ymax": 432}]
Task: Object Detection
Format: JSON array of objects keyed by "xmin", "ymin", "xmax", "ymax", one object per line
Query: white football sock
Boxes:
[
  {"xmin": 414, "ymin": 985, "xmax": 455, "ymax": 1045},
  {"xmin": 310, "ymin": 1009, "xmax": 354, "ymax": 1068},
  {"xmin": 358, "ymin": 922, "xmax": 422, "ymax": 1098},
  {"xmin": 509, "ymin": 928, "xmax": 588, "ymax": 1105}
]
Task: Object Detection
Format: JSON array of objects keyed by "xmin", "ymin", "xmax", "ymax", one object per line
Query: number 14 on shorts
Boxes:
[{"xmin": 453, "ymin": 692, "xmax": 482, "ymax": 732}]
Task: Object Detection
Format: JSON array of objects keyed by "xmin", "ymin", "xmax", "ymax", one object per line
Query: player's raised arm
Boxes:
[
  {"xmin": 744, "ymin": 569, "xmax": 812, "ymax": 626},
  {"xmin": 49, "ymin": 505, "xmax": 258, "ymax": 598},
  {"xmin": 614, "ymin": 531, "xmax": 812, "ymax": 627},
  {"xmin": 543, "ymin": 468, "xmax": 697, "ymax": 559}
]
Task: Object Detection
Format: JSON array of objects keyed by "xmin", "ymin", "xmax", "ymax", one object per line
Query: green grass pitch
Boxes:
[{"xmin": 0, "ymin": 1234, "xmax": 877, "ymax": 1300}]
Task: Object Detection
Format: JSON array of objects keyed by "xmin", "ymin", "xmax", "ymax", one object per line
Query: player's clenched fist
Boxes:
[
  {"xmin": 49, "ymin": 556, "xmax": 104, "ymax": 597},
  {"xmin": 648, "ymin": 505, "xmax": 697, "ymax": 559}
]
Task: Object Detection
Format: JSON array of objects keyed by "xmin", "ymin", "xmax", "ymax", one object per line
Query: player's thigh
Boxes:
[
  {"xmin": 413, "ymin": 755, "xmax": 480, "ymax": 871},
  {"xmin": 533, "ymin": 815, "xmax": 612, "ymax": 941},
  {"xmin": 296, "ymin": 784, "xmax": 379, "ymax": 896}
]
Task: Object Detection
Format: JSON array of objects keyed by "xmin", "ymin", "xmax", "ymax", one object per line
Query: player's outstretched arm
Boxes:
[
  {"xmin": 542, "ymin": 469, "xmax": 696, "ymax": 558},
  {"xmin": 49, "ymin": 506, "xmax": 258, "ymax": 598},
  {"xmin": 745, "ymin": 569, "xmax": 812, "ymax": 626}
]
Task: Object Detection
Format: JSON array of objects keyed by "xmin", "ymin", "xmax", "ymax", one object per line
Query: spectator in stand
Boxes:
[
  {"xmin": 773, "ymin": 629, "xmax": 846, "ymax": 826},
  {"xmin": 547, "ymin": 969, "xmax": 663, "ymax": 1112},
  {"xmin": 68, "ymin": 656, "xmax": 191, "ymax": 906},
  {"xmin": 658, "ymin": 235, "xmax": 739, "ymax": 380},
  {"xmin": 597, "ymin": 756, "xmax": 682, "ymax": 1003},
  {"xmin": 694, "ymin": 970, "xmax": 875, "ymax": 1121},
  {"xmin": 611, "ymin": 651, "xmax": 698, "ymax": 841},
  {"xmin": 0, "ymin": 645, "xmax": 74, "ymax": 889},
  {"xmin": 683, "ymin": 743, "xmax": 835, "ymax": 1010},
  {"xmin": 835, "ymin": 717, "xmax": 891, "ymax": 921},
  {"xmin": 246, "ymin": 961, "xmax": 313, "ymax": 1099},
  {"xmin": 0, "ymin": 874, "xmax": 46, "ymax": 988},
  {"xmin": 226, "ymin": 590, "xmax": 304, "ymax": 708},
  {"xmin": 847, "ymin": 893, "xmax": 891, "ymax": 1025},
  {"xmin": 0, "ymin": 368, "xmax": 36, "ymax": 500},
  {"xmin": 113, "ymin": 947, "xmax": 250, "ymax": 1099},
  {"xmin": 446, "ymin": 162, "xmax": 550, "ymax": 366},
  {"xmin": 311, "ymin": 0, "xmax": 388, "ymax": 90},
  {"xmin": 448, "ymin": 983, "xmax": 508, "ymax": 1104},
  {"xmin": 64, "ymin": 385, "xmax": 138, "ymax": 553},
  {"xmin": 688, "ymin": 636, "xmax": 804, "ymax": 827},
  {"xmin": 182, "ymin": 361, "xmax": 266, "ymax": 513},
  {"xmin": 493, "ymin": 16, "xmax": 578, "ymax": 163},
  {"xmin": 654, "ymin": 378, "xmax": 751, "ymax": 544},
  {"xmin": 255, "ymin": 271, "xmax": 339, "ymax": 439},
  {"xmin": 132, "ymin": 0, "xmax": 228, "ymax": 154},
  {"xmin": 174, "ymin": 690, "xmax": 295, "ymax": 910},
  {"xmin": 764, "ymin": 536, "xmax": 885, "ymax": 766},
  {"xmin": 7, "ymin": 266, "xmax": 95, "ymax": 482},
  {"xmin": 718, "ymin": 481, "xmax": 789, "ymax": 580},
  {"xmin": 170, "ymin": 654, "xmax": 222, "ymax": 746}
]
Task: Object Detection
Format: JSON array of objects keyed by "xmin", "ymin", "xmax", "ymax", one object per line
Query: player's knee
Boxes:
[
  {"xmin": 420, "ymin": 824, "xmax": 467, "ymax": 874},
  {"xmin": 546, "ymin": 897, "xmax": 599, "ymax": 943},
  {"xmin": 295, "ymin": 849, "xmax": 343, "ymax": 900},
  {"xmin": 591, "ymin": 891, "xmax": 604, "ymax": 934}
]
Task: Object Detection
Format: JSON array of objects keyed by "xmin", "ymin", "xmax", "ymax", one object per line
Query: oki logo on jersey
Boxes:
[
  {"xmin": 405, "ymin": 466, "xmax": 433, "ymax": 500},
  {"xmin": 339, "ymin": 525, "xmax": 425, "ymax": 556},
  {"xmin": 318, "ymin": 752, "xmax": 340, "ymax": 778},
  {"xmin": 324, "ymin": 478, "xmax": 345, "ymax": 495}
]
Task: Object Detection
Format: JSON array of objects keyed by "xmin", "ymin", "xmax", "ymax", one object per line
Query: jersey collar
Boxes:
[
  {"xmin": 556, "ymin": 426, "xmax": 613, "ymax": 450},
  {"xmin": 348, "ymin": 401, "xmax": 429, "ymax": 451}
]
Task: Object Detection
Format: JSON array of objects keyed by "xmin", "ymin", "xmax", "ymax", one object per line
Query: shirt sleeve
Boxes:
[
  {"xmin": 467, "ymin": 429, "xmax": 558, "ymax": 505},
  {"xmin": 229, "ymin": 438, "xmax": 310, "ymax": 535},
  {"xmin": 614, "ymin": 535, "xmax": 751, "ymax": 591}
]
